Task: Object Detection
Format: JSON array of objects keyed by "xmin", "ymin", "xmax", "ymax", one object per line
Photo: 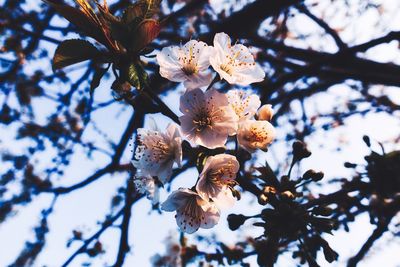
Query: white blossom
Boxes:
[
  {"xmin": 179, "ymin": 88, "xmax": 238, "ymax": 149},
  {"xmin": 197, "ymin": 154, "xmax": 239, "ymax": 209},
  {"xmin": 161, "ymin": 188, "xmax": 220, "ymax": 234},
  {"xmin": 209, "ymin": 32, "xmax": 265, "ymax": 86},
  {"xmin": 134, "ymin": 173, "xmax": 160, "ymax": 205},
  {"xmin": 157, "ymin": 40, "xmax": 212, "ymax": 89},
  {"xmin": 132, "ymin": 124, "xmax": 182, "ymax": 183},
  {"xmin": 237, "ymin": 120, "xmax": 276, "ymax": 153},
  {"xmin": 227, "ymin": 89, "xmax": 261, "ymax": 121}
]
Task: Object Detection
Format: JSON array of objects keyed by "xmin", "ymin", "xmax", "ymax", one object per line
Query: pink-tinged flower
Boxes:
[
  {"xmin": 227, "ymin": 89, "xmax": 261, "ymax": 121},
  {"xmin": 134, "ymin": 173, "xmax": 160, "ymax": 205},
  {"xmin": 237, "ymin": 120, "xmax": 276, "ymax": 153},
  {"xmin": 257, "ymin": 104, "xmax": 274, "ymax": 121},
  {"xmin": 197, "ymin": 154, "xmax": 239, "ymax": 209},
  {"xmin": 161, "ymin": 188, "xmax": 220, "ymax": 234},
  {"xmin": 209, "ymin": 32, "xmax": 265, "ymax": 86},
  {"xmin": 179, "ymin": 88, "xmax": 238, "ymax": 149},
  {"xmin": 132, "ymin": 124, "xmax": 182, "ymax": 183},
  {"xmin": 156, "ymin": 40, "xmax": 212, "ymax": 89}
]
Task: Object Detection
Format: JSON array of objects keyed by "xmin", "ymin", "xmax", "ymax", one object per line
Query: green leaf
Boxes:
[
  {"xmin": 53, "ymin": 39, "xmax": 100, "ymax": 71},
  {"xmin": 127, "ymin": 62, "xmax": 148, "ymax": 90}
]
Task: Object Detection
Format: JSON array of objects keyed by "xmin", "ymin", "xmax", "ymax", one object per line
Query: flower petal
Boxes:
[
  {"xmin": 213, "ymin": 32, "xmax": 231, "ymax": 51},
  {"xmin": 179, "ymin": 88, "xmax": 205, "ymax": 115},
  {"xmin": 213, "ymin": 187, "xmax": 236, "ymax": 209},
  {"xmin": 200, "ymin": 203, "xmax": 220, "ymax": 229},
  {"xmin": 184, "ymin": 72, "xmax": 212, "ymax": 89},
  {"xmin": 161, "ymin": 188, "xmax": 196, "ymax": 212}
]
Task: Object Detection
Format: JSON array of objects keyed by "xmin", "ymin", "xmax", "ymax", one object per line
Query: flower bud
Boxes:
[
  {"xmin": 227, "ymin": 214, "xmax": 247, "ymax": 231},
  {"xmin": 312, "ymin": 171, "xmax": 324, "ymax": 182},
  {"xmin": 302, "ymin": 169, "xmax": 324, "ymax": 181},
  {"xmin": 256, "ymin": 104, "xmax": 274, "ymax": 121},
  {"xmin": 344, "ymin": 162, "xmax": 357, "ymax": 168},
  {"xmin": 312, "ymin": 206, "xmax": 333, "ymax": 216},
  {"xmin": 302, "ymin": 169, "xmax": 317, "ymax": 180},
  {"xmin": 258, "ymin": 193, "xmax": 269, "ymax": 205},
  {"xmin": 363, "ymin": 135, "xmax": 371, "ymax": 147},
  {"xmin": 280, "ymin": 190, "xmax": 295, "ymax": 200},
  {"xmin": 262, "ymin": 186, "xmax": 277, "ymax": 195},
  {"xmin": 292, "ymin": 141, "xmax": 311, "ymax": 161}
]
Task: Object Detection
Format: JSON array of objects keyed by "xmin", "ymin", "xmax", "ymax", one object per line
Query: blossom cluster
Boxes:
[{"xmin": 133, "ymin": 32, "xmax": 276, "ymax": 233}]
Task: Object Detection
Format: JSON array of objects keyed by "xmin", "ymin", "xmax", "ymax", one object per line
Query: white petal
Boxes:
[
  {"xmin": 159, "ymin": 67, "xmax": 187, "ymax": 82},
  {"xmin": 165, "ymin": 124, "xmax": 183, "ymax": 167},
  {"xmin": 230, "ymin": 44, "xmax": 255, "ymax": 64},
  {"xmin": 183, "ymin": 40, "xmax": 211, "ymax": 70},
  {"xmin": 213, "ymin": 187, "xmax": 236, "ymax": 209},
  {"xmin": 196, "ymin": 128, "xmax": 228, "ymax": 149},
  {"xmin": 232, "ymin": 64, "xmax": 265, "ymax": 86},
  {"xmin": 197, "ymin": 154, "xmax": 239, "ymax": 200},
  {"xmin": 156, "ymin": 46, "xmax": 181, "ymax": 68},
  {"xmin": 161, "ymin": 188, "xmax": 196, "ymax": 212},
  {"xmin": 202, "ymin": 154, "xmax": 239, "ymax": 182},
  {"xmin": 213, "ymin": 32, "xmax": 231, "ymax": 51},
  {"xmin": 157, "ymin": 160, "xmax": 174, "ymax": 183},
  {"xmin": 179, "ymin": 88, "xmax": 205, "ymax": 115},
  {"xmin": 196, "ymin": 175, "xmax": 219, "ymax": 200},
  {"xmin": 184, "ymin": 72, "xmax": 212, "ymax": 89},
  {"xmin": 227, "ymin": 90, "xmax": 261, "ymax": 120},
  {"xmin": 200, "ymin": 203, "xmax": 220, "ymax": 229},
  {"xmin": 176, "ymin": 209, "xmax": 201, "ymax": 234},
  {"xmin": 179, "ymin": 114, "xmax": 197, "ymax": 140}
]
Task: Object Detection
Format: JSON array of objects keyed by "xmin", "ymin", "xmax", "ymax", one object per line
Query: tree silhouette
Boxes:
[{"xmin": 1, "ymin": 0, "xmax": 399, "ymax": 266}]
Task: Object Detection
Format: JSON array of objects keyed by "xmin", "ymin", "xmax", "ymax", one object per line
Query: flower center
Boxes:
[
  {"xmin": 193, "ymin": 113, "xmax": 212, "ymax": 132},
  {"xmin": 246, "ymin": 127, "xmax": 268, "ymax": 143},
  {"xmin": 142, "ymin": 138, "xmax": 173, "ymax": 163},
  {"xmin": 182, "ymin": 63, "xmax": 198, "ymax": 75},
  {"xmin": 206, "ymin": 162, "xmax": 237, "ymax": 186},
  {"xmin": 220, "ymin": 64, "xmax": 233, "ymax": 75},
  {"xmin": 220, "ymin": 49, "xmax": 256, "ymax": 76},
  {"xmin": 180, "ymin": 45, "xmax": 198, "ymax": 76}
]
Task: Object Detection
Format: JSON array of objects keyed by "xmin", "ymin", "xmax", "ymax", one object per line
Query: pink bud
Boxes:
[{"xmin": 256, "ymin": 104, "xmax": 273, "ymax": 121}]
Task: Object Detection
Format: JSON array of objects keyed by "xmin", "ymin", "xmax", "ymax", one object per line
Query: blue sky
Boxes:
[{"xmin": 1, "ymin": 0, "xmax": 400, "ymax": 266}]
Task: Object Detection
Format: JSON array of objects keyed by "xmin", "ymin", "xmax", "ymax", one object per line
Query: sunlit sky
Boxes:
[{"xmin": 1, "ymin": 0, "xmax": 400, "ymax": 266}]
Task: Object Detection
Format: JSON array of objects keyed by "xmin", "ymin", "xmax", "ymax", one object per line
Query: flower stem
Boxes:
[{"xmin": 144, "ymin": 87, "xmax": 180, "ymax": 124}]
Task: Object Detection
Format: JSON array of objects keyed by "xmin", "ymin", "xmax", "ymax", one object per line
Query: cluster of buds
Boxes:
[{"xmin": 227, "ymin": 141, "xmax": 338, "ymax": 267}]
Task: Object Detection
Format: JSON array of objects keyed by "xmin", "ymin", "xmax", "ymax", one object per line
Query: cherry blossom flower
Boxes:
[
  {"xmin": 134, "ymin": 173, "xmax": 160, "ymax": 205},
  {"xmin": 257, "ymin": 104, "xmax": 274, "ymax": 121},
  {"xmin": 132, "ymin": 123, "xmax": 182, "ymax": 183},
  {"xmin": 197, "ymin": 154, "xmax": 239, "ymax": 208},
  {"xmin": 179, "ymin": 88, "xmax": 238, "ymax": 149},
  {"xmin": 237, "ymin": 120, "xmax": 276, "ymax": 153},
  {"xmin": 227, "ymin": 89, "xmax": 261, "ymax": 121},
  {"xmin": 156, "ymin": 40, "xmax": 212, "ymax": 89},
  {"xmin": 209, "ymin": 32, "xmax": 265, "ymax": 86},
  {"xmin": 161, "ymin": 188, "xmax": 220, "ymax": 234}
]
